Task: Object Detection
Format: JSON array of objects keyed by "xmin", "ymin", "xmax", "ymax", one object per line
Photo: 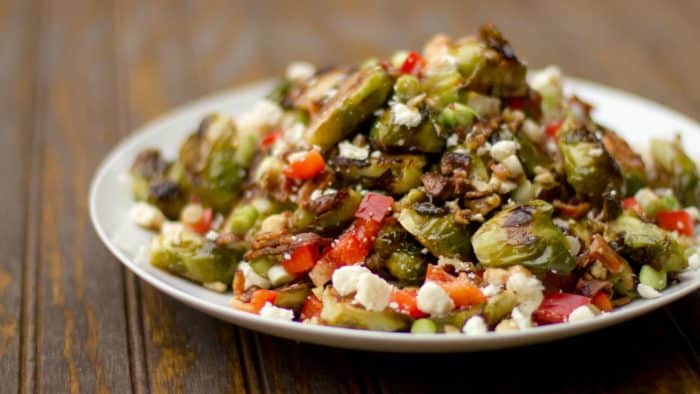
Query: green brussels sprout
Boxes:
[
  {"xmin": 610, "ymin": 258, "xmax": 637, "ymax": 298},
  {"xmin": 372, "ymin": 222, "xmax": 428, "ymax": 284},
  {"xmin": 464, "ymin": 92, "xmax": 501, "ymax": 118},
  {"xmin": 386, "ymin": 250, "xmax": 427, "ymax": 285},
  {"xmin": 557, "ymin": 119, "xmax": 623, "ymax": 201},
  {"xmin": 175, "ymin": 114, "xmax": 252, "ymax": 213},
  {"xmin": 335, "ymin": 154, "xmax": 427, "ymax": 195},
  {"xmin": 274, "ymin": 283, "xmax": 312, "ymax": 310},
  {"xmin": 434, "ymin": 305, "xmax": 483, "ymax": 330},
  {"xmin": 397, "ymin": 208, "xmax": 473, "ymax": 260},
  {"xmin": 394, "ymin": 74, "xmax": 421, "ymax": 101},
  {"xmin": 606, "ymin": 213, "xmax": 687, "ymax": 273},
  {"xmin": 150, "ymin": 230, "xmax": 240, "ymax": 285},
  {"xmin": 472, "ymin": 200, "xmax": 576, "ymax": 273},
  {"xmin": 227, "ymin": 204, "xmax": 259, "ymax": 235},
  {"xmin": 265, "ymin": 80, "xmax": 291, "ymax": 106},
  {"xmin": 292, "ymin": 189, "xmax": 363, "ymax": 233},
  {"xmin": 650, "ymin": 138, "xmax": 700, "ymax": 206},
  {"xmin": 320, "ymin": 289, "xmax": 410, "ymax": 331},
  {"xmin": 130, "ymin": 149, "xmax": 188, "ymax": 219},
  {"xmin": 601, "ymin": 129, "xmax": 647, "ymax": 195},
  {"xmin": 422, "ymin": 70, "xmax": 465, "ymax": 112},
  {"xmin": 369, "ymin": 111, "xmax": 444, "ymax": 153},
  {"xmin": 411, "ymin": 318, "xmax": 438, "ymax": 334},
  {"xmin": 515, "ymin": 129, "xmax": 553, "ymax": 178},
  {"xmin": 639, "ymin": 264, "xmax": 667, "ymax": 291},
  {"xmin": 437, "ymin": 103, "xmax": 476, "ymax": 132},
  {"xmin": 305, "ymin": 66, "xmax": 393, "ymax": 151},
  {"xmin": 483, "ymin": 290, "xmax": 518, "ymax": 327}
]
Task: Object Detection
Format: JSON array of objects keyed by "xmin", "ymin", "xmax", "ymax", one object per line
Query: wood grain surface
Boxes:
[{"xmin": 2, "ymin": 0, "xmax": 699, "ymax": 393}]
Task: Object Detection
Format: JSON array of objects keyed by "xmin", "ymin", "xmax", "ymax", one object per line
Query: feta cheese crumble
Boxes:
[
  {"xmin": 238, "ymin": 262, "xmax": 270, "ymax": 290},
  {"xmin": 511, "ymin": 307, "xmax": 532, "ymax": 329},
  {"xmin": 267, "ymin": 264, "xmax": 294, "ymax": 287},
  {"xmin": 687, "ymin": 253, "xmax": 700, "ymax": 271},
  {"xmin": 489, "ymin": 140, "xmax": 518, "ymax": 161},
  {"xmin": 637, "ymin": 283, "xmax": 662, "ymax": 299},
  {"xmin": 481, "ymin": 283, "xmax": 502, "ymax": 297},
  {"xmin": 462, "ymin": 315, "xmax": 488, "ymax": 335},
  {"xmin": 130, "ymin": 202, "xmax": 165, "ymax": 230},
  {"xmin": 259, "ymin": 302, "xmax": 295, "ymax": 321},
  {"xmin": 390, "ymin": 102, "xmax": 422, "ymax": 128},
  {"xmin": 332, "ymin": 265, "xmax": 370, "ymax": 296},
  {"xmin": 354, "ymin": 273, "xmax": 393, "ymax": 312},
  {"xmin": 506, "ymin": 272, "xmax": 545, "ymax": 316},
  {"xmin": 338, "ymin": 140, "xmax": 370, "ymax": 160},
  {"xmin": 568, "ymin": 305, "xmax": 596, "ymax": 322},
  {"xmin": 285, "ymin": 61, "xmax": 316, "ymax": 81},
  {"xmin": 417, "ymin": 282, "xmax": 454, "ymax": 317},
  {"xmin": 236, "ymin": 100, "xmax": 283, "ymax": 137}
]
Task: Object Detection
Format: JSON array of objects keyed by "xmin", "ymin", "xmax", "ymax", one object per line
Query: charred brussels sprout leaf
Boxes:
[
  {"xmin": 472, "ymin": 200, "xmax": 575, "ymax": 273},
  {"xmin": 398, "ymin": 208, "xmax": 473, "ymax": 260},
  {"xmin": 150, "ymin": 231, "xmax": 240, "ymax": 285},
  {"xmin": 606, "ymin": 213, "xmax": 687, "ymax": 273},
  {"xmin": 557, "ymin": 119, "xmax": 623, "ymax": 201},
  {"xmin": 369, "ymin": 111, "xmax": 445, "ymax": 153},
  {"xmin": 335, "ymin": 154, "xmax": 426, "ymax": 195},
  {"xmin": 130, "ymin": 149, "xmax": 188, "ymax": 219},
  {"xmin": 274, "ymin": 283, "xmax": 312, "ymax": 310},
  {"xmin": 305, "ymin": 66, "xmax": 393, "ymax": 151},
  {"xmin": 515, "ymin": 129, "xmax": 553, "ymax": 177},
  {"xmin": 650, "ymin": 138, "xmax": 700, "ymax": 206},
  {"xmin": 601, "ymin": 129, "xmax": 647, "ymax": 195},
  {"xmin": 320, "ymin": 289, "xmax": 410, "ymax": 331},
  {"xmin": 373, "ymin": 222, "xmax": 428, "ymax": 284},
  {"xmin": 293, "ymin": 189, "xmax": 363, "ymax": 233}
]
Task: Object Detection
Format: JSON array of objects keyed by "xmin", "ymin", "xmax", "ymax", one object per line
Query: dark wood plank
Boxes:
[
  {"xmin": 32, "ymin": 0, "xmax": 133, "ymax": 392},
  {"xmin": 115, "ymin": 1, "xmax": 261, "ymax": 392},
  {"xmin": 0, "ymin": 1, "xmax": 36, "ymax": 393}
]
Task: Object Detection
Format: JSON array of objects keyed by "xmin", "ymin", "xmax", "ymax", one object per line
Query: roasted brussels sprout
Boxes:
[
  {"xmin": 130, "ymin": 149, "xmax": 188, "ymax": 219},
  {"xmin": 292, "ymin": 189, "xmax": 362, "ymax": 233},
  {"xmin": 472, "ymin": 200, "xmax": 576, "ymax": 273},
  {"xmin": 320, "ymin": 289, "xmax": 411, "ymax": 331},
  {"xmin": 482, "ymin": 290, "xmax": 518, "ymax": 327},
  {"xmin": 398, "ymin": 208, "xmax": 473, "ymax": 260},
  {"xmin": 274, "ymin": 283, "xmax": 312, "ymax": 310},
  {"xmin": 372, "ymin": 222, "xmax": 428, "ymax": 284},
  {"xmin": 557, "ymin": 119, "xmax": 623, "ymax": 201},
  {"xmin": 650, "ymin": 138, "xmax": 700, "ymax": 206},
  {"xmin": 305, "ymin": 66, "xmax": 393, "ymax": 151},
  {"xmin": 369, "ymin": 111, "xmax": 445, "ymax": 153},
  {"xmin": 335, "ymin": 154, "xmax": 426, "ymax": 195},
  {"xmin": 515, "ymin": 129, "xmax": 553, "ymax": 177},
  {"xmin": 601, "ymin": 129, "xmax": 647, "ymax": 195},
  {"xmin": 606, "ymin": 213, "xmax": 687, "ymax": 273},
  {"xmin": 150, "ymin": 230, "xmax": 240, "ymax": 285}
]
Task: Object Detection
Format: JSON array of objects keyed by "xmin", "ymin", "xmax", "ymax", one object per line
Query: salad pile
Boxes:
[{"xmin": 129, "ymin": 24, "xmax": 700, "ymax": 334}]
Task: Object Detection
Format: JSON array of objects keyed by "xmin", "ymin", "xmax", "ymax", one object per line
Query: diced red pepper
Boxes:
[
  {"xmin": 355, "ymin": 193, "xmax": 394, "ymax": 222},
  {"xmin": 591, "ymin": 291, "xmax": 613, "ymax": 312},
  {"xmin": 533, "ymin": 292, "xmax": 591, "ymax": 324},
  {"xmin": 231, "ymin": 289, "xmax": 278, "ymax": 314},
  {"xmin": 189, "ymin": 207, "xmax": 213, "ymax": 234},
  {"xmin": 261, "ymin": 130, "xmax": 281, "ymax": 148},
  {"xmin": 622, "ymin": 197, "xmax": 640, "ymax": 210},
  {"xmin": 657, "ymin": 210, "xmax": 694, "ymax": 236},
  {"xmin": 283, "ymin": 150, "xmax": 325, "ymax": 180},
  {"xmin": 282, "ymin": 244, "xmax": 319, "ymax": 274},
  {"xmin": 391, "ymin": 288, "xmax": 428, "ymax": 318},
  {"xmin": 400, "ymin": 51, "xmax": 426, "ymax": 75},
  {"xmin": 545, "ymin": 120, "xmax": 564, "ymax": 138},
  {"xmin": 425, "ymin": 265, "xmax": 487, "ymax": 307},
  {"xmin": 425, "ymin": 264, "xmax": 456, "ymax": 283},
  {"xmin": 300, "ymin": 294, "xmax": 323, "ymax": 320}
]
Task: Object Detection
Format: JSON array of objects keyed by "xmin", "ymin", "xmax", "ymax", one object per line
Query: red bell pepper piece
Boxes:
[
  {"xmin": 656, "ymin": 210, "xmax": 695, "ymax": 237},
  {"xmin": 390, "ymin": 288, "xmax": 428, "ymax": 318},
  {"xmin": 282, "ymin": 244, "xmax": 319, "ymax": 275},
  {"xmin": 400, "ymin": 51, "xmax": 426, "ymax": 75},
  {"xmin": 188, "ymin": 207, "xmax": 213, "ymax": 234},
  {"xmin": 591, "ymin": 291, "xmax": 613, "ymax": 312},
  {"xmin": 300, "ymin": 294, "xmax": 323, "ymax": 320},
  {"xmin": 261, "ymin": 130, "xmax": 281, "ymax": 148},
  {"xmin": 545, "ymin": 120, "xmax": 564, "ymax": 138},
  {"xmin": 425, "ymin": 265, "xmax": 487, "ymax": 307},
  {"xmin": 533, "ymin": 292, "xmax": 591, "ymax": 324},
  {"xmin": 231, "ymin": 289, "xmax": 278, "ymax": 314},
  {"xmin": 283, "ymin": 150, "xmax": 325, "ymax": 180},
  {"xmin": 355, "ymin": 193, "xmax": 394, "ymax": 221}
]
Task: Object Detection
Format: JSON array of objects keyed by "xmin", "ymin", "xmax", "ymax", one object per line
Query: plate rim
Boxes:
[{"xmin": 89, "ymin": 77, "xmax": 700, "ymax": 353}]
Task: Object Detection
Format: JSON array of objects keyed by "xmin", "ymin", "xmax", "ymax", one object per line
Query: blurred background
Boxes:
[{"xmin": 3, "ymin": 0, "xmax": 700, "ymax": 393}]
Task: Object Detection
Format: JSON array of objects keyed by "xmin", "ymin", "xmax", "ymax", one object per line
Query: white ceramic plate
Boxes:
[{"xmin": 90, "ymin": 78, "xmax": 700, "ymax": 353}]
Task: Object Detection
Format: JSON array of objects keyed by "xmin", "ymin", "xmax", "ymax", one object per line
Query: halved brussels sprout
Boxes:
[
  {"xmin": 606, "ymin": 213, "xmax": 687, "ymax": 273},
  {"xmin": 649, "ymin": 138, "xmax": 699, "ymax": 206},
  {"xmin": 483, "ymin": 290, "xmax": 518, "ymax": 327},
  {"xmin": 398, "ymin": 208, "xmax": 473, "ymax": 260},
  {"xmin": 305, "ymin": 66, "xmax": 393, "ymax": 151},
  {"xmin": 292, "ymin": 189, "xmax": 363, "ymax": 233},
  {"xmin": 601, "ymin": 129, "xmax": 647, "ymax": 195},
  {"xmin": 274, "ymin": 283, "xmax": 312, "ymax": 310},
  {"xmin": 557, "ymin": 119, "xmax": 622, "ymax": 201},
  {"xmin": 515, "ymin": 129, "xmax": 553, "ymax": 178},
  {"xmin": 335, "ymin": 154, "xmax": 426, "ymax": 195},
  {"xmin": 472, "ymin": 200, "xmax": 575, "ymax": 273},
  {"xmin": 369, "ymin": 111, "xmax": 445, "ymax": 153},
  {"xmin": 130, "ymin": 149, "xmax": 188, "ymax": 219},
  {"xmin": 150, "ymin": 230, "xmax": 240, "ymax": 285},
  {"xmin": 320, "ymin": 289, "xmax": 411, "ymax": 331}
]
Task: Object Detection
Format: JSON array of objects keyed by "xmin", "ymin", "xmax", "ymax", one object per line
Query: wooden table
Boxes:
[{"xmin": 2, "ymin": 0, "xmax": 700, "ymax": 392}]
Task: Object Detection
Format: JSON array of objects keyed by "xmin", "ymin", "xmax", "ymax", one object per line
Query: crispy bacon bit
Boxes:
[
  {"xmin": 422, "ymin": 173, "xmax": 453, "ymax": 200},
  {"xmin": 245, "ymin": 232, "xmax": 330, "ymax": 261},
  {"xmin": 553, "ymin": 200, "xmax": 592, "ymax": 219},
  {"xmin": 440, "ymin": 152, "xmax": 471, "ymax": 175}
]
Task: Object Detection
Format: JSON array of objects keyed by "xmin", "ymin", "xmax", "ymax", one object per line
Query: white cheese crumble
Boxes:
[
  {"xmin": 687, "ymin": 253, "xmax": 700, "ymax": 271},
  {"xmin": 489, "ymin": 140, "xmax": 518, "ymax": 161},
  {"xmin": 238, "ymin": 262, "xmax": 270, "ymax": 290},
  {"xmin": 390, "ymin": 102, "xmax": 422, "ymax": 128},
  {"xmin": 236, "ymin": 100, "xmax": 283, "ymax": 137},
  {"xmin": 130, "ymin": 202, "xmax": 165, "ymax": 230},
  {"xmin": 446, "ymin": 133, "xmax": 459, "ymax": 147},
  {"xmin": 338, "ymin": 140, "xmax": 370, "ymax": 160},
  {"xmin": 568, "ymin": 305, "xmax": 596, "ymax": 322},
  {"xmin": 285, "ymin": 61, "xmax": 316, "ymax": 81},
  {"xmin": 417, "ymin": 282, "xmax": 454, "ymax": 317},
  {"xmin": 529, "ymin": 65, "xmax": 563, "ymax": 96},
  {"xmin": 267, "ymin": 264, "xmax": 294, "ymax": 287},
  {"xmin": 637, "ymin": 283, "xmax": 662, "ymax": 299},
  {"xmin": 501, "ymin": 155, "xmax": 524, "ymax": 177},
  {"xmin": 259, "ymin": 302, "xmax": 295, "ymax": 321},
  {"xmin": 332, "ymin": 265, "xmax": 371, "ymax": 296},
  {"xmin": 511, "ymin": 307, "xmax": 532, "ymax": 329},
  {"xmin": 161, "ymin": 222, "xmax": 185, "ymax": 246},
  {"xmin": 522, "ymin": 119, "xmax": 545, "ymax": 143},
  {"xmin": 354, "ymin": 273, "xmax": 393, "ymax": 312},
  {"xmin": 685, "ymin": 207, "xmax": 700, "ymax": 221},
  {"xmin": 462, "ymin": 315, "xmax": 488, "ymax": 336},
  {"xmin": 205, "ymin": 230, "xmax": 219, "ymax": 242},
  {"xmin": 481, "ymin": 283, "xmax": 502, "ymax": 297},
  {"xmin": 506, "ymin": 272, "xmax": 544, "ymax": 316}
]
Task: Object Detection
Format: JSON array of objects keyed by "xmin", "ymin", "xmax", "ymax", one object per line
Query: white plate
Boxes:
[{"xmin": 90, "ymin": 78, "xmax": 700, "ymax": 353}]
